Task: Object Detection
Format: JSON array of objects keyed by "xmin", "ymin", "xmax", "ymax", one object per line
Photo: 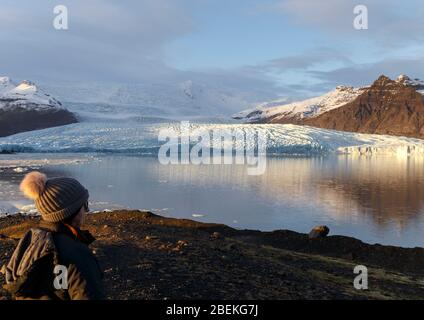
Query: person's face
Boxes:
[
  {"xmin": 79, "ymin": 207, "xmax": 86, "ymax": 226},
  {"xmin": 80, "ymin": 201, "xmax": 89, "ymax": 225},
  {"xmin": 73, "ymin": 202, "xmax": 88, "ymax": 228}
]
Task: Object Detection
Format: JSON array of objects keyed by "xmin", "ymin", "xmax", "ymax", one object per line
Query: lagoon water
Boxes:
[{"xmin": 1, "ymin": 153, "xmax": 424, "ymax": 248}]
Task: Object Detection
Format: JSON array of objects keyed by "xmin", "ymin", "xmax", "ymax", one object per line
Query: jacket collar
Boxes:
[{"xmin": 38, "ymin": 220, "xmax": 96, "ymax": 245}]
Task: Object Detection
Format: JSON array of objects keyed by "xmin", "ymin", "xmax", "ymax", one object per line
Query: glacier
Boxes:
[
  {"xmin": 1, "ymin": 121, "xmax": 424, "ymax": 156},
  {"xmin": 42, "ymin": 79, "xmax": 274, "ymax": 118}
]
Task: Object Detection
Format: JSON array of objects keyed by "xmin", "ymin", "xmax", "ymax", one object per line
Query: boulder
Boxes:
[{"xmin": 309, "ymin": 225, "xmax": 330, "ymax": 239}]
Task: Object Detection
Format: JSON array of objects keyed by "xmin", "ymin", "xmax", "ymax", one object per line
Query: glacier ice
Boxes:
[{"xmin": 1, "ymin": 121, "xmax": 424, "ymax": 156}]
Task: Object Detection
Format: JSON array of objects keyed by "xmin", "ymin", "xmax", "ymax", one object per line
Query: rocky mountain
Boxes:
[
  {"xmin": 0, "ymin": 77, "xmax": 77, "ymax": 137},
  {"xmin": 233, "ymin": 85, "xmax": 367, "ymax": 123},
  {"xmin": 236, "ymin": 74, "xmax": 424, "ymax": 139},
  {"xmin": 303, "ymin": 75, "xmax": 424, "ymax": 138}
]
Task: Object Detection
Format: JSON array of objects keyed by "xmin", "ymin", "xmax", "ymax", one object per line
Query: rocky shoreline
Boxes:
[{"xmin": 1, "ymin": 210, "xmax": 424, "ymax": 300}]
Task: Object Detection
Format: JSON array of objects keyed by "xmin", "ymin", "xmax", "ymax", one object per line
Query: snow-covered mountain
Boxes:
[
  {"xmin": 235, "ymin": 74, "xmax": 424, "ymax": 124},
  {"xmin": 42, "ymin": 80, "xmax": 272, "ymax": 118},
  {"xmin": 0, "ymin": 77, "xmax": 63, "ymax": 110},
  {"xmin": 395, "ymin": 74, "xmax": 424, "ymax": 93},
  {"xmin": 233, "ymin": 85, "xmax": 367, "ymax": 123},
  {"xmin": 0, "ymin": 76, "xmax": 77, "ymax": 137},
  {"xmin": 303, "ymin": 75, "xmax": 424, "ymax": 139}
]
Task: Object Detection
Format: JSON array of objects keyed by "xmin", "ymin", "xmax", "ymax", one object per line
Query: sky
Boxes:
[{"xmin": 1, "ymin": 0, "xmax": 424, "ymax": 101}]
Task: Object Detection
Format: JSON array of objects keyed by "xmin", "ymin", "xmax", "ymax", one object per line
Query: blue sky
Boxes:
[
  {"xmin": 1, "ymin": 0, "xmax": 424, "ymax": 101},
  {"xmin": 167, "ymin": 0, "xmax": 319, "ymax": 69}
]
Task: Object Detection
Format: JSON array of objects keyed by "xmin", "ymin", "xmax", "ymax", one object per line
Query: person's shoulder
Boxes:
[{"xmin": 53, "ymin": 233, "xmax": 92, "ymax": 262}]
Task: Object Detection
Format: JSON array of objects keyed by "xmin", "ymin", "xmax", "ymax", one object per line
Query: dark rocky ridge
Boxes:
[
  {"xmin": 1, "ymin": 210, "xmax": 424, "ymax": 300},
  {"xmin": 0, "ymin": 106, "xmax": 78, "ymax": 137}
]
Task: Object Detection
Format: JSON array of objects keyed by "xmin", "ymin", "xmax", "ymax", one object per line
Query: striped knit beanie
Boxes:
[{"xmin": 20, "ymin": 171, "xmax": 89, "ymax": 222}]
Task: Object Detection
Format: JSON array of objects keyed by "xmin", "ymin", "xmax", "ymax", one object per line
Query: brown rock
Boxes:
[{"xmin": 309, "ymin": 225, "xmax": 330, "ymax": 239}]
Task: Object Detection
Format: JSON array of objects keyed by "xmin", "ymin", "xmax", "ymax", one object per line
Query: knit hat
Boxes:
[{"xmin": 20, "ymin": 171, "xmax": 89, "ymax": 223}]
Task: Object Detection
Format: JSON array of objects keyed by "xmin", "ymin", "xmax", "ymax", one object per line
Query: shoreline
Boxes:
[
  {"xmin": 1, "ymin": 210, "xmax": 424, "ymax": 299},
  {"xmin": 1, "ymin": 210, "xmax": 422, "ymax": 249}
]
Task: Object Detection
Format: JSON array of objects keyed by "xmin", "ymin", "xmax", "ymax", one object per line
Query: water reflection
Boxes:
[
  {"xmin": 317, "ymin": 156, "xmax": 424, "ymax": 233},
  {"xmin": 1, "ymin": 154, "xmax": 424, "ymax": 247},
  {"xmin": 146, "ymin": 155, "xmax": 424, "ymax": 245},
  {"xmin": 151, "ymin": 156, "xmax": 424, "ymax": 216}
]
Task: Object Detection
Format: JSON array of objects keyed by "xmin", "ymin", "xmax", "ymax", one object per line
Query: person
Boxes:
[{"xmin": 1, "ymin": 171, "xmax": 104, "ymax": 300}]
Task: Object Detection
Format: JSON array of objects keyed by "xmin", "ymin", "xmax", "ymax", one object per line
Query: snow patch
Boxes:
[{"xmin": 396, "ymin": 74, "xmax": 424, "ymax": 94}]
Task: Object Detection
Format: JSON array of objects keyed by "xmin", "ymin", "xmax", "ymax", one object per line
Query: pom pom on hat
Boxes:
[
  {"xmin": 20, "ymin": 171, "xmax": 47, "ymax": 200},
  {"xmin": 19, "ymin": 171, "xmax": 89, "ymax": 222}
]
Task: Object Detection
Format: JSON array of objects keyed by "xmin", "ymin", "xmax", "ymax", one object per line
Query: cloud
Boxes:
[
  {"xmin": 237, "ymin": 47, "xmax": 353, "ymax": 81},
  {"xmin": 230, "ymin": 47, "xmax": 354, "ymax": 98},
  {"xmin": 0, "ymin": 0, "xmax": 192, "ymax": 81},
  {"xmin": 308, "ymin": 57, "xmax": 424, "ymax": 87},
  {"xmin": 2, "ymin": 0, "xmax": 424, "ymax": 107},
  {"xmin": 277, "ymin": 0, "xmax": 424, "ymax": 48},
  {"xmin": 264, "ymin": 47, "xmax": 353, "ymax": 71}
]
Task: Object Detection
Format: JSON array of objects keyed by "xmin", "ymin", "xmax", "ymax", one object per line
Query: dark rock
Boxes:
[
  {"xmin": 308, "ymin": 225, "xmax": 330, "ymax": 239},
  {"xmin": 0, "ymin": 107, "xmax": 78, "ymax": 137},
  {"xmin": 210, "ymin": 232, "xmax": 221, "ymax": 240}
]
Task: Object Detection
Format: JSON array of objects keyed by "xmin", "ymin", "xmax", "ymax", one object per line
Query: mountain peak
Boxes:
[
  {"xmin": 0, "ymin": 75, "xmax": 76, "ymax": 137},
  {"xmin": 0, "ymin": 75, "xmax": 62, "ymax": 110},
  {"xmin": 14, "ymin": 80, "xmax": 38, "ymax": 94},
  {"xmin": 0, "ymin": 76, "xmax": 11, "ymax": 85},
  {"xmin": 373, "ymin": 75, "xmax": 394, "ymax": 86},
  {"xmin": 397, "ymin": 74, "xmax": 410, "ymax": 82},
  {"xmin": 303, "ymin": 73, "xmax": 424, "ymax": 138},
  {"xmin": 395, "ymin": 74, "xmax": 424, "ymax": 91}
]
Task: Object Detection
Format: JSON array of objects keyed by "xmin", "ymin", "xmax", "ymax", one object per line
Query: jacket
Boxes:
[{"xmin": 1, "ymin": 221, "xmax": 104, "ymax": 300}]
